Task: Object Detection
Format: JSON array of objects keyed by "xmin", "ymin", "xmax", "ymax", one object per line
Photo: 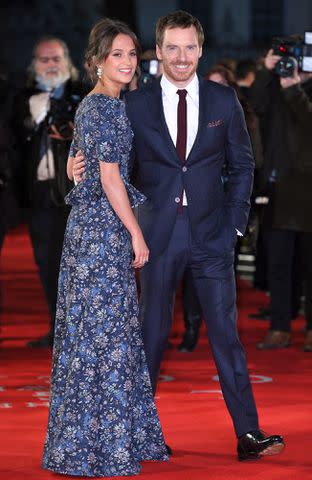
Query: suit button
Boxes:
[
  {"xmin": 175, "ymin": 197, "xmax": 180, "ymax": 203},
  {"xmin": 182, "ymin": 166, "xmax": 187, "ymax": 172}
]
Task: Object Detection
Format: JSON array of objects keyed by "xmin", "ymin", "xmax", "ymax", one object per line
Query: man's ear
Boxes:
[{"xmin": 156, "ymin": 44, "xmax": 162, "ymax": 61}]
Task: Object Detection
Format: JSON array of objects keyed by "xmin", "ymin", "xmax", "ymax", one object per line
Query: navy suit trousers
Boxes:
[{"xmin": 139, "ymin": 208, "xmax": 259, "ymax": 437}]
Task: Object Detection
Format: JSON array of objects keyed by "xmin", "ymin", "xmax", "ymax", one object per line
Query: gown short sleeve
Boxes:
[
  {"xmin": 96, "ymin": 108, "xmax": 120, "ymax": 164},
  {"xmin": 65, "ymin": 96, "xmax": 146, "ymax": 209},
  {"xmin": 68, "ymin": 128, "xmax": 78, "ymax": 157}
]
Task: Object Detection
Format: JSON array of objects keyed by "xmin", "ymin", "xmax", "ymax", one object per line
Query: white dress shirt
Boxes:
[
  {"xmin": 160, "ymin": 74, "xmax": 199, "ymax": 205},
  {"xmin": 37, "ymin": 145, "xmax": 55, "ymax": 181},
  {"xmin": 29, "ymin": 93, "xmax": 55, "ymax": 181}
]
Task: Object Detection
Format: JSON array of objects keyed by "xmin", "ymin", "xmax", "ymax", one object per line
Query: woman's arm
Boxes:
[
  {"xmin": 67, "ymin": 156, "xmax": 74, "ymax": 181},
  {"xmin": 100, "ymin": 161, "xmax": 149, "ymax": 268}
]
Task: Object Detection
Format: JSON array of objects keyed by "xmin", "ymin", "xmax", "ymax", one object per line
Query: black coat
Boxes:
[
  {"xmin": 250, "ymin": 69, "xmax": 312, "ymax": 232},
  {"xmin": 12, "ymin": 79, "xmax": 85, "ymax": 207},
  {"xmin": 0, "ymin": 99, "xmax": 20, "ymax": 230}
]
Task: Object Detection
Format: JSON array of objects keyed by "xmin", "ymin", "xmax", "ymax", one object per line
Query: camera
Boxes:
[
  {"xmin": 138, "ymin": 59, "xmax": 159, "ymax": 86},
  {"xmin": 272, "ymin": 32, "xmax": 312, "ymax": 77},
  {"xmin": 48, "ymin": 94, "xmax": 81, "ymax": 139}
]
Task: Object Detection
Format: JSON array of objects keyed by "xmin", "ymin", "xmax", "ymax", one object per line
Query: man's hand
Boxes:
[
  {"xmin": 73, "ymin": 150, "xmax": 85, "ymax": 182},
  {"xmin": 264, "ymin": 48, "xmax": 282, "ymax": 71}
]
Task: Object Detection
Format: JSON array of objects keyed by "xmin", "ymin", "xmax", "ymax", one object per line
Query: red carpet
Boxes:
[{"xmin": 0, "ymin": 226, "xmax": 311, "ymax": 479}]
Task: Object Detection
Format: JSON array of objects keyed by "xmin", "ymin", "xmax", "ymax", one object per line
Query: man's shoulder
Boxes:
[
  {"xmin": 126, "ymin": 79, "xmax": 160, "ymax": 104},
  {"xmin": 14, "ymin": 84, "xmax": 37, "ymax": 101},
  {"xmin": 200, "ymin": 76, "xmax": 236, "ymax": 100}
]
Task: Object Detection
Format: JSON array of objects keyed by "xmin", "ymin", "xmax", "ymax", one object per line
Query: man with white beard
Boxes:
[{"xmin": 13, "ymin": 37, "xmax": 85, "ymax": 347}]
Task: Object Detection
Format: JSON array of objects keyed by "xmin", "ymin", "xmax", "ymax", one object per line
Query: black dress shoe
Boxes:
[
  {"xmin": 165, "ymin": 444, "xmax": 172, "ymax": 455},
  {"xmin": 178, "ymin": 330, "xmax": 199, "ymax": 352},
  {"xmin": 237, "ymin": 430, "xmax": 285, "ymax": 461},
  {"xmin": 27, "ymin": 332, "xmax": 53, "ymax": 348}
]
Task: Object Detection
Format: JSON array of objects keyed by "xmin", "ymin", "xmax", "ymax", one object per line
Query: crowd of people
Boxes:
[{"xmin": 1, "ymin": 7, "xmax": 311, "ymax": 477}]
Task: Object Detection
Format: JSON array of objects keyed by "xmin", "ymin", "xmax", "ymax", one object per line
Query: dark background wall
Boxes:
[{"xmin": 0, "ymin": 0, "xmax": 311, "ymax": 85}]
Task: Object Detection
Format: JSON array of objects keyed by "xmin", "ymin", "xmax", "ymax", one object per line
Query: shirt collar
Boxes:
[{"xmin": 160, "ymin": 73, "xmax": 199, "ymax": 103}]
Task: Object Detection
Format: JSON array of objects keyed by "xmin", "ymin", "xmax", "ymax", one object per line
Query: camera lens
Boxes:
[{"xmin": 275, "ymin": 56, "xmax": 296, "ymax": 77}]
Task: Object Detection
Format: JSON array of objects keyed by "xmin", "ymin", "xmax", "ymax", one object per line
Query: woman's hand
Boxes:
[{"xmin": 131, "ymin": 230, "xmax": 149, "ymax": 268}]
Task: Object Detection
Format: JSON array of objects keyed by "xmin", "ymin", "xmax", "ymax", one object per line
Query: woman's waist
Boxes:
[{"xmin": 65, "ymin": 175, "xmax": 146, "ymax": 208}]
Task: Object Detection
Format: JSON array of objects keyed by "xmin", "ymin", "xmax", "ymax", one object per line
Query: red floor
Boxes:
[{"xmin": 0, "ymin": 226, "xmax": 311, "ymax": 479}]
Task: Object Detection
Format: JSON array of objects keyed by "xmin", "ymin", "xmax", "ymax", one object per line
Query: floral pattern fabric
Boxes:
[{"xmin": 42, "ymin": 95, "xmax": 168, "ymax": 477}]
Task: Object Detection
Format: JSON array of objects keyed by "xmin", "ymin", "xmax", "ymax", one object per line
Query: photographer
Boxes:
[
  {"xmin": 249, "ymin": 44, "xmax": 312, "ymax": 351},
  {"xmin": 12, "ymin": 37, "xmax": 85, "ymax": 347}
]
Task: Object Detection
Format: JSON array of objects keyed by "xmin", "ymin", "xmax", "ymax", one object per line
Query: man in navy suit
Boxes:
[{"xmin": 73, "ymin": 10, "xmax": 284, "ymax": 461}]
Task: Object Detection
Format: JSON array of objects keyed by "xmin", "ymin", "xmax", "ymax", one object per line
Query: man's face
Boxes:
[
  {"xmin": 156, "ymin": 26, "xmax": 202, "ymax": 88},
  {"xmin": 34, "ymin": 40, "xmax": 70, "ymax": 89}
]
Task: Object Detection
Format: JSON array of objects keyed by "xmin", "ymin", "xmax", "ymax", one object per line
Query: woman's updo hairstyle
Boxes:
[{"xmin": 85, "ymin": 18, "xmax": 141, "ymax": 84}]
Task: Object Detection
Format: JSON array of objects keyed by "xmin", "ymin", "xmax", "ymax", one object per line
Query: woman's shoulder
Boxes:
[{"xmin": 79, "ymin": 94, "xmax": 125, "ymax": 122}]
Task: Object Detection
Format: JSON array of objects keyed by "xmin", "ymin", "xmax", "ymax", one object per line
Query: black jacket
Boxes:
[
  {"xmin": 12, "ymin": 79, "xmax": 85, "ymax": 207},
  {"xmin": 250, "ymin": 69, "xmax": 312, "ymax": 232}
]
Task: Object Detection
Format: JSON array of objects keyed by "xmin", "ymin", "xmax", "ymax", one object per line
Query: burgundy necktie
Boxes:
[{"xmin": 176, "ymin": 89, "xmax": 187, "ymax": 162}]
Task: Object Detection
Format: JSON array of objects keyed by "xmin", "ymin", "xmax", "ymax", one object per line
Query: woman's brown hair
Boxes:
[{"xmin": 85, "ymin": 18, "xmax": 141, "ymax": 84}]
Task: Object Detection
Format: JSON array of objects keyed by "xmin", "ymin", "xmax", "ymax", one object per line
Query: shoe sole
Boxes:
[
  {"xmin": 238, "ymin": 442, "xmax": 285, "ymax": 461},
  {"xmin": 259, "ymin": 442, "xmax": 285, "ymax": 457}
]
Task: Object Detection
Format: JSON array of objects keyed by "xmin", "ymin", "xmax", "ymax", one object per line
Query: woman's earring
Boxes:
[{"xmin": 97, "ymin": 66, "xmax": 102, "ymax": 79}]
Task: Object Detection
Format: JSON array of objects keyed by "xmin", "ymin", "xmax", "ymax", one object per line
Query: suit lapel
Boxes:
[
  {"xmin": 144, "ymin": 80, "xmax": 182, "ymax": 164},
  {"xmin": 187, "ymin": 76, "xmax": 208, "ymax": 163}
]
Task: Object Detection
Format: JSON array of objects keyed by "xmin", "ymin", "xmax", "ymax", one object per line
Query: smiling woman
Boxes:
[
  {"xmin": 41, "ymin": 17, "xmax": 168, "ymax": 478},
  {"xmin": 95, "ymin": 34, "xmax": 138, "ymax": 96},
  {"xmin": 85, "ymin": 18, "xmax": 141, "ymax": 86}
]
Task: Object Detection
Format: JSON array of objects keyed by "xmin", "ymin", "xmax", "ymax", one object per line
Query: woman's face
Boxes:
[{"xmin": 99, "ymin": 33, "xmax": 137, "ymax": 87}]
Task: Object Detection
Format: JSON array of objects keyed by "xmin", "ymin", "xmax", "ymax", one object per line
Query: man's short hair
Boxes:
[{"xmin": 156, "ymin": 10, "xmax": 204, "ymax": 48}]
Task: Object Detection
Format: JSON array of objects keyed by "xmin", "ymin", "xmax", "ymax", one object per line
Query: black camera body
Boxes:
[
  {"xmin": 48, "ymin": 94, "xmax": 81, "ymax": 139},
  {"xmin": 272, "ymin": 32, "xmax": 312, "ymax": 77}
]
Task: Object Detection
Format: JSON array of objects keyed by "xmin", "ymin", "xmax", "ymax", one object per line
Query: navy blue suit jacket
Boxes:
[{"xmin": 126, "ymin": 76, "xmax": 254, "ymax": 257}]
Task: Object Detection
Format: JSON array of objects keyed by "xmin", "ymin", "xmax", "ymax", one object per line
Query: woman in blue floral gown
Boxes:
[{"xmin": 42, "ymin": 19, "xmax": 168, "ymax": 477}]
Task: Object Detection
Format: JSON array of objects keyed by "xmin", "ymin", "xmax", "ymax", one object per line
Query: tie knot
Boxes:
[{"xmin": 177, "ymin": 89, "xmax": 187, "ymax": 99}]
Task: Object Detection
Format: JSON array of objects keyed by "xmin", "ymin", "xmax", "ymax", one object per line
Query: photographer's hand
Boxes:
[
  {"xmin": 264, "ymin": 48, "xmax": 282, "ymax": 71},
  {"xmin": 280, "ymin": 67, "xmax": 300, "ymax": 88},
  {"xmin": 49, "ymin": 122, "xmax": 74, "ymax": 141}
]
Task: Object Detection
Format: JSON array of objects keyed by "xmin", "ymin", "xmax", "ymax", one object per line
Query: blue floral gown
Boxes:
[{"xmin": 42, "ymin": 94, "xmax": 168, "ymax": 477}]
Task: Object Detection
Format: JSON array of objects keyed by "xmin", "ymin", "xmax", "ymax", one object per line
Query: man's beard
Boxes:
[
  {"xmin": 162, "ymin": 60, "xmax": 197, "ymax": 84},
  {"xmin": 36, "ymin": 70, "xmax": 70, "ymax": 90}
]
